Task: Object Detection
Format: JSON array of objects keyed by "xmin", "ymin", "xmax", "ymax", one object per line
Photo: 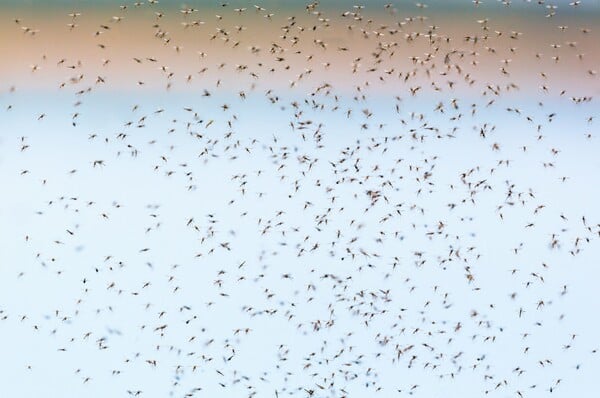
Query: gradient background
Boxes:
[{"xmin": 1, "ymin": 1, "xmax": 599, "ymax": 397}]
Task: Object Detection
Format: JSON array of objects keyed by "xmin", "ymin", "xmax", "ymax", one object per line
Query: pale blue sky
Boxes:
[
  {"xmin": 0, "ymin": 0, "xmax": 599, "ymax": 396},
  {"xmin": 1, "ymin": 90, "xmax": 599, "ymax": 396}
]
